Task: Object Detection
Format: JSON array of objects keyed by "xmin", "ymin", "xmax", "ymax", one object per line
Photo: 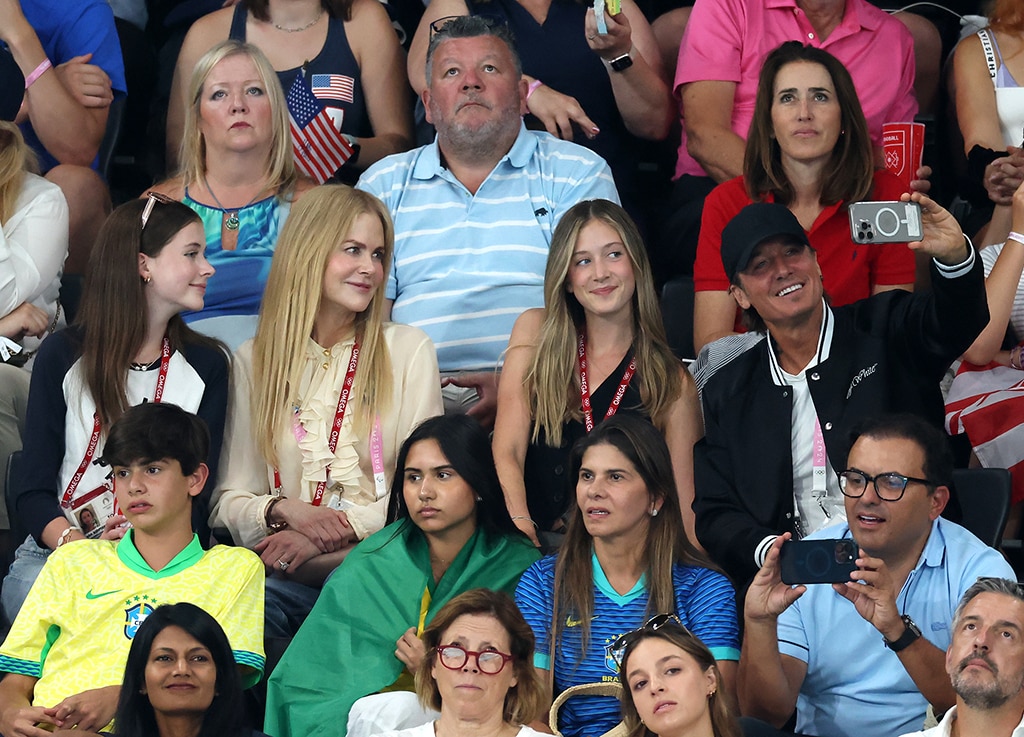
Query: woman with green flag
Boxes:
[{"xmin": 265, "ymin": 414, "xmax": 541, "ymax": 737}]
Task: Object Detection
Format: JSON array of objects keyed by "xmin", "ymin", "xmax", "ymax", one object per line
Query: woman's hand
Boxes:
[
  {"xmin": 254, "ymin": 529, "xmax": 321, "ymax": 575},
  {"xmin": 525, "ymin": 84, "xmax": 599, "ymax": 141},
  {"xmin": 513, "ymin": 516, "xmax": 541, "ymax": 547},
  {"xmin": 986, "ymin": 147, "xmax": 1024, "ymax": 205},
  {"xmin": 275, "ymin": 498, "xmax": 354, "ymax": 553},
  {"xmin": 395, "ymin": 626, "xmax": 427, "ymax": 671},
  {"xmin": 0, "ymin": 302, "xmax": 48, "ymax": 340},
  {"xmin": 585, "ymin": 6, "xmax": 632, "ymax": 61}
]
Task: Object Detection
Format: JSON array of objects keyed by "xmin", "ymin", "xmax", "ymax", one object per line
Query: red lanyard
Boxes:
[
  {"xmin": 577, "ymin": 332, "xmax": 637, "ymax": 433},
  {"xmin": 274, "ymin": 341, "xmax": 361, "ymax": 506},
  {"xmin": 61, "ymin": 337, "xmax": 171, "ymax": 508}
]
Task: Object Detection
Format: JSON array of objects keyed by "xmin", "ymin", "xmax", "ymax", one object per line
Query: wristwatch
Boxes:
[
  {"xmin": 608, "ymin": 52, "xmax": 633, "ymax": 72},
  {"xmin": 884, "ymin": 615, "xmax": 922, "ymax": 652}
]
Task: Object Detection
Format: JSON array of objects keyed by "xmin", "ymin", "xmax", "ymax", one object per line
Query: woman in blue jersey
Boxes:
[
  {"xmin": 514, "ymin": 414, "xmax": 738, "ymax": 737},
  {"xmin": 149, "ymin": 40, "xmax": 314, "ymax": 349}
]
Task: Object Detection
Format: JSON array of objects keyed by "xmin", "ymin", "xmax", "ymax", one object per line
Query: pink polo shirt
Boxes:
[{"xmin": 673, "ymin": 0, "xmax": 917, "ymax": 180}]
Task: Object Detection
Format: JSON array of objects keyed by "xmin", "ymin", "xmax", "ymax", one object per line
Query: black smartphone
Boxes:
[
  {"xmin": 779, "ymin": 538, "xmax": 858, "ymax": 585},
  {"xmin": 848, "ymin": 201, "xmax": 922, "ymax": 243}
]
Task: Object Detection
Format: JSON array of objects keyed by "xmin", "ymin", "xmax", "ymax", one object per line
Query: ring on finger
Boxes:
[{"xmin": 278, "ymin": 559, "xmax": 290, "ymax": 571}]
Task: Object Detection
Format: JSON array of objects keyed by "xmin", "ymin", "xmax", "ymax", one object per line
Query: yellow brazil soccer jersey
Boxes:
[{"xmin": 0, "ymin": 533, "xmax": 265, "ymax": 710}]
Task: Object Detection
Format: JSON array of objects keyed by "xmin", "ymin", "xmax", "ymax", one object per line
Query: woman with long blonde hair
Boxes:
[
  {"xmin": 493, "ymin": 199, "xmax": 701, "ymax": 546},
  {"xmin": 149, "ymin": 40, "xmax": 314, "ymax": 349},
  {"xmin": 212, "ymin": 184, "xmax": 442, "ymax": 636}
]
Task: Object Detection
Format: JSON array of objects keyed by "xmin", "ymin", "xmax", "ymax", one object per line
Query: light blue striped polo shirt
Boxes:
[{"xmin": 357, "ymin": 123, "xmax": 619, "ymax": 371}]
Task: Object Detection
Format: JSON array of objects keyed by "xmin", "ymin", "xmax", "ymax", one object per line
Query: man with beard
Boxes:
[
  {"xmin": 358, "ymin": 15, "xmax": 618, "ymax": 430},
  {"xmin": 739, "ymin": 414, "xmax": 1014, "ymax": 737},
  {"xmin": 900, "ymin": 578, "xmax": 1024, "ymax": 737}
]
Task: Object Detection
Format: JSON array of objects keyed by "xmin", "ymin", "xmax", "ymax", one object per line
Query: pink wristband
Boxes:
[
  {"xmin": 526, "ymin": 79, "xmax": 543, "ymax": 101},
  {"xmin": 24, "ymin": 58, "xmax": 52, "ymax": 89}
]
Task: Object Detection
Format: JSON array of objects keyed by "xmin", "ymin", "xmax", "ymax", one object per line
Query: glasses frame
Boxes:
[
  {"xmin": 141, "ymin": 192, "xmax": 176, "ymax": 231},
  {"xmin": 609, "ymin": 613, "xmax": 694, "ymax": 668},
  {"xmin": 838, "ymin": 468, "xmax": 933, "ymax": 502},
  {"xmin": 435, "ymin": 644, "xmax": 514, "ymax": 675}
]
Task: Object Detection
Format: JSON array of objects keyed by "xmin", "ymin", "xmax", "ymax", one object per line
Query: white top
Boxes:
[
  {"xmin": 211, "ymin": 322, "xmax": 443, "ymax": 546},
  {"xmin": 980, "ymin": 241, "xmax": 1024, "ymax": 340},
  {"xmin": 0, "ymin": 173, "xmax": 68, "ymax": 356},
  {"xmin": 899, "ymin": 705, "xmax": 1024, "ymax": 737},
  {"xmin": 370, "ymin": 723, "xmax": 550, "ymax": 737}
]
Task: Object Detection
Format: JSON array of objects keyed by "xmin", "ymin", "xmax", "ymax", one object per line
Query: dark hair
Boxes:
[
  {"xmin": 416, "ymin": 588, "xmax": 545, "ymax": 723},
  {"xmin": 618, "ymin": 624, "xmax": 740, "ymax": 737},
  {"xmin": 744, "ymin": 41, "xmax": 874, "ymax": 206},
  {"xmin": 385, "ymin": 414, "xmax": 523, "ymax": 539},
  {"xmin": 425, "ymin": 16, "xmax": 521, "ymax": 79},
  {"xmin": 98, "ymin": 402, "xmax": 210, "ymax": 476},
  {"xmin": 848, "ymin": 413, "xmax": 954, "ymax": 490},
  {"xmin": 114, "ymin": 602, "xmax": 246, "ymax": 737},
  {"xmin": 244, "ymin": 0, "xmax": 353, "ymax": 22},
  {"xmin": 75, "ymin": 198, "xmax": 224, "ymax": 428},
  {"xmin": 553, "ymin": 415, "xmax": 716, "ymax": 658}
]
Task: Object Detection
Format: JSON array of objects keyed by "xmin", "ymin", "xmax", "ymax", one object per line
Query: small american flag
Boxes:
[
  {"xmin": 286, "ymin": 72, "xmax": 353, "ymax": 183},
  {"xmin": 311, "ymin": 73, "xmax": 355, "ymax": 104}
]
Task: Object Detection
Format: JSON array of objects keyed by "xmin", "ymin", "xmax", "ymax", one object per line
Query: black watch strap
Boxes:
[
  {"xmin": 608, "ymin": 53, "xmax": 633, "ymax": 72},
  {"xmin": 884, "ymin": 615, "xmax": 922, "ymax": 652}
]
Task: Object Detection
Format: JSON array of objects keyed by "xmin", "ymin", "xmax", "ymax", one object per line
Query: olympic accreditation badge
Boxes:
[{"xmin": 64, "ymin": 485, "xmax": 117, "ymax": 539}]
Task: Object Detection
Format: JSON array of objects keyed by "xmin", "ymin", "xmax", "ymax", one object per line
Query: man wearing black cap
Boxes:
[{"xmin": 692, "ymin": 193, "xmax": 988, "ymax": 588}]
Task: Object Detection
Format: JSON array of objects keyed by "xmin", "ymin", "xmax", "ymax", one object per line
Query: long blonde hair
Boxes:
[
  {"xmin": 526, "ymin": 200, "xmax": 683, "ymax": 446},
  {"xmin": 0, "ymin": 122, "xmax": 36, "ymax": 223},
  {"xmin": 250, "ymin": 185, "xmax": 395, "ymax": 467},
  {"xmin": 178, "ymin": 40, "xmax": 296, "ymax": 196}
]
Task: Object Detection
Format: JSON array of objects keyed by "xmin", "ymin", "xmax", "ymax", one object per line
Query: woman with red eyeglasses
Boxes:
[{"xmin": 374, "ymin": 588, "xmax": 548, "ymax": 737}]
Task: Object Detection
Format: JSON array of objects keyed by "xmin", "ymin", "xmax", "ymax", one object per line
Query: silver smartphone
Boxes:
[{"xmin": 849, "ymin": 201, "xmax": 922, "ymax": 244}]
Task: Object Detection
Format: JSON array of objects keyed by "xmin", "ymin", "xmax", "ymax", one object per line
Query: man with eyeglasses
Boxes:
[
  {"xmin": 693, "ymin": 197, "xmax": 989, "ymax": 589},
  {"xmin": 357, "ymin": 15, "xmax": 618, "ymax": 431},
  {"xmin": 739, "ymin": 414, "xmax": 1014, "ymax": 737},
  {"xmin": 900, "ymin": 577, "xmax": 1024, "ymax": 737}
]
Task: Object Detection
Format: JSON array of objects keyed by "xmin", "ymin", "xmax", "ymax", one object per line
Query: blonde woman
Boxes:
[
  {"xmin": 0, "ymin": 120, "xmax": 67, "ymax": 535},
  {"xmin": 149, "ymin": 39, "xmax": 314, "ymax": 348},
  {"xmin": 212, "ymin": 185, "xmax": 442, "ymax": 636},
  {"xmin": 493, "ymin": 199, "xmax": 701, "ymax": 546}
]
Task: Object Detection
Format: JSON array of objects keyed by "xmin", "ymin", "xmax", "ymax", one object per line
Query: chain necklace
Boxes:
[
  {"xmin": 272, "ymin": 7, "xmax": 324, "ymax": 32},
  {"xmin": 202, "ymin": 177, "xmax": 265, "ymax": 231}
]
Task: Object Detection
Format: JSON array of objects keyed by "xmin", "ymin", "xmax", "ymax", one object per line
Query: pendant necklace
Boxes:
[{"xmin": 203, "ymin": 177, "xmax": 264, "ymax": 231}]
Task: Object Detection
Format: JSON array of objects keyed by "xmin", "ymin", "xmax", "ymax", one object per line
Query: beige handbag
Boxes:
[{"xmin": 548, "ymin": 681, "xmax": 629, "ymax": 737}]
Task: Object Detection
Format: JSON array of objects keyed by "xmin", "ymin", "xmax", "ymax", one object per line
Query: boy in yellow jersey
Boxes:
[{"xmin": 0, "ymin": 403, "xmax": 264, "ymax": 737}]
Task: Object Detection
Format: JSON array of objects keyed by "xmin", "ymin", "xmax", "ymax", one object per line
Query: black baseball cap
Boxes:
[
  {"xmin": 721, "ymin": 202, "xmax": 811, "ymax": 282},
  {"xmin": 0, "ymin": 48, "xmax": 24, "ymax": 122}
]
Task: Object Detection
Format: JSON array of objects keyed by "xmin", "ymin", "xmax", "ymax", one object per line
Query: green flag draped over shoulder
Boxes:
[{"xmin": 264, "ymin": 520, "xmax": 540, "ymax": 737}]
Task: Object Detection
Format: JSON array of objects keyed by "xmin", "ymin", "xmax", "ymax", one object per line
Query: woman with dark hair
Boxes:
[
  {"xmin": 3, "ymin": 195, "xmax": 228, "ymax": 623},
  {"xmin": 494, "ymin": 199, "xmax": 700, "ymax": 547},
  {"xmin": 692, "ymin": 41, "xmax": 915, "ymax": 353},
  {"xmin": 515, "ymin": 414, "xmax": 737, "ymax": 737},
  {"xmin": 168, "ymin": 0, "xmax": 412, "ymax": 182},
  {"xmin": 616, "ymin": 615, "xmax": 740, "ymax": 737},
  {"xmin": 366, "ymin": 588, "xmax": 546, "ymax": 737},
  {"xmin": 114, "ymin": 602, "xmax": 262, "ymax": 737},
  {"xmin": 265, "ymin": 414, "xmax": 540, "ymax": 737}
]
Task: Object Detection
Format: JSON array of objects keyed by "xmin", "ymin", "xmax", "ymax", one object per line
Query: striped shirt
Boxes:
[
  {"xmin": 515, "ymin": 553, "xmax": 739, "ymax": 737},
  {"xmin": 357, "ymin": 124, "xmax": 618, "ymax": 371}
]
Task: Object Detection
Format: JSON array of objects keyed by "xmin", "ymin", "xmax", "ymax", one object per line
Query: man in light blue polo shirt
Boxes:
[
  {"xmin": 357, "ymin": 15, "xmax": 618, "ymax": 429},
  {"xmin": 738, "ymin": 414, "xmax": 1015, "ymax": 737}
]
